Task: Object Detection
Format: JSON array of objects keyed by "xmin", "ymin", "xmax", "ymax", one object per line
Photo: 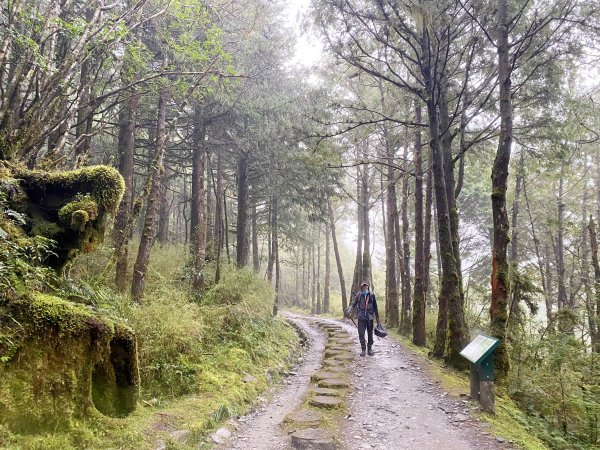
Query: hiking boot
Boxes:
[
  {"xmin": 367, "ymin": 348, "xmax": 374, "ymax": 356},
  {"xmin": 360, "ymin": 349, "xmax": 366, "ymax": 357}
]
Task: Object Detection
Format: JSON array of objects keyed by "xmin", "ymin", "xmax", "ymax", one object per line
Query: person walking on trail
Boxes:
[{"xmin": 346, "ymin": 281, "xmax": 380, "ymax": 357}]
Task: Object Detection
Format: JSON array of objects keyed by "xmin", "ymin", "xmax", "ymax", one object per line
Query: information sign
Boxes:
[{"xmin": 459, "ymin": 334, "xmax": 500, "ymax": 365}]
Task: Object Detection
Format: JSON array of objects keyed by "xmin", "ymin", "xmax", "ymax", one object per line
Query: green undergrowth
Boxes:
[
  {"xmin": 390, "ymin": 329, "xmax": 548, "ymax": 450},
  {"xmin": 1, "ymin": 243, "xmax": 301, "ymax": 449}
]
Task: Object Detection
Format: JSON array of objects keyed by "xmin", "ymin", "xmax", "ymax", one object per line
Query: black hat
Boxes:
[{"xmin": 374, "ymin": 323, "xmax": 387, "ymax": 338}]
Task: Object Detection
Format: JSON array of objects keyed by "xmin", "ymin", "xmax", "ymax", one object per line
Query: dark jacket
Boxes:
[{"xmin": 347, "ymin": 290, "xmax": 380, "ymax": 321}]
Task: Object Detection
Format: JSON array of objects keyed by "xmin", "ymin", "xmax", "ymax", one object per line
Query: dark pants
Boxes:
[{"xmin": 358, "ymin": 318, "xmax": 374, "ymax": 350}]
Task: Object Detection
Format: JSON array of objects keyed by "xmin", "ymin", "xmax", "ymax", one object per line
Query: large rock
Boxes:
[
  {"xmin": 318, "ymin": 378, "xmax": 350, "ymax": 389},
  {"xmin": 312, "ymin": 388, "xmax": 340, "ymax": 396},
  {"xmin": 310, "ymin": 370, "xmax": 343, "ymax": 382}
]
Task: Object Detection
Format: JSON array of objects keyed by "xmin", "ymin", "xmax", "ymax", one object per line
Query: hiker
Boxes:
[{"xmin": 346, "ymin": 281, "xmax": 380, "ymax": 356}]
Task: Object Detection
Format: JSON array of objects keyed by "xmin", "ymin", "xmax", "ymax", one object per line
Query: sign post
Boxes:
[{"xmin": 459, "ymin": 334, "xmax": 500, "ymax": 414}]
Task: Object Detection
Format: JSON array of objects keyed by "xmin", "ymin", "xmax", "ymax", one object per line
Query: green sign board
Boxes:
[{"xmin": 460, "ymin": 334, "xmax": 500, "ymax": 365}]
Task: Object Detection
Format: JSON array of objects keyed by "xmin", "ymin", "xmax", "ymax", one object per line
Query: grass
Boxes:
[{"xmin": 1, "ymin": 243, "xmax": 302, "ymax": 449}]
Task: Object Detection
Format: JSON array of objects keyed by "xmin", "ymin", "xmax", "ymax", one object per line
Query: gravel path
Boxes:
[
  {"xmin": 219, "ymin": 313, "xmax": 513, "ymax": 450},
  {"xmin": 219, "ymin": 313, "xmax": 327, "ymax": 450}
]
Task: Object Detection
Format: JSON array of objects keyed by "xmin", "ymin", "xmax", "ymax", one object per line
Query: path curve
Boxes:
[
  {"xmin": 219, "ymin": 313, "xmax": 513, "ymax": 450},
  {"xmin": 219, "ymin": 313, "xmax": 327, "ymax": 450}
]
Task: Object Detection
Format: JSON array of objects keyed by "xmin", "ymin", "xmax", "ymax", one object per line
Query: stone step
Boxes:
[
  {"xmin": 291, "ymin": 428, "xmax": 336, "ymax": 450},
  {"xmin": 312, "ymin": 387, "xmax": 340, "ymax": 396},
  {"xmin": 284, "ymin": 409, "xmax": 324, "ymax": 427},
  {"xmin": 318, "ymin": 378, "xmax": 350, "ymax": 389},
  {"xmin": 322, "ymin": 358, "xmax": 346, "ymax": 368},
  {"xmin": 309, "ymin": 395, "xmax": 343, "ymax": 409},
  {"xmin": 310, "ymin": 370, "xmax": 344, "ymax": 382},
  {"xmin": 332, "ymin": 353, "xmax": 353, "ymax": 362},
  {"xmin": 324, "ymin": 349, "xmax": 351, "ymax": 358}
]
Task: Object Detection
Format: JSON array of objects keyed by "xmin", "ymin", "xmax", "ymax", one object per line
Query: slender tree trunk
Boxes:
[
  {"xmin": 131, "ymin": 84, "xmax": 168, "ymax": 302},
  {"xmin": 267, "ymin": 199, "xmax": 275, "ymax": 282},
  {"xmin": 401, "ymin": 143, "xmax": 412, "ymax": 336},
  {"xmin": 157, "ymin": 174, "xmax": 170, "ymax": 245},
  {"xmin": 489, "ymin": 0, "xmax": 513, "ymax": 382},
  {"xmin": 311, "ymin": 232, "xmax": 316, "ymax": 314},
  {"xmin": 206, "ymin": 156, "xmax": 214, "ymax": 247},
  {"xmin": 508, "ymin": 152, "xmax": 524, "ymax": 327},
  {"xmin": 324, "ymin": 220, "xmax": 331, "ymax": 313},
  {"xmin": 191, "ymin": 105, "xmax": 207, "ymax": 292},
  {"xmin": 362, "ymin": 162, "xmax": 372, "ymax": 287},
  {"xmin": 413, "ymin": 104, "xmax": 426, "ymax": 346},
  {"xmin": 252, "ymin": 192, "xmax": 260, "ymax": 271},
  {"xmin": 214, "ymin": 149, "xmax": 224, "ymax": 283},
  {"xmin": 588, "ymin": 217, "xmax": 600, "ymax": 352},
  {"xmin": 317, "ymin": 225, "xmax": 322, "ymax": 315},
  {"xmin": 424, "ymin": 151, "xmax": 434, "ymax": 307},
  {"xmin": 421, "ymin": 29, "xmax": 464, "ymax": 367},
  {"xmin": 114, "ymin": 90, "xmax": 138, "ymax": 292},
  {"xmin": 352, "ymin": 167, "xmax": 364, "ymax": 295},
  {"xmin": 236, "ymin": 154, "xmax": 249, "ymax": 267},
  {"xmin": 272, "ymin": 198, "xmax": 280, "ymax": 315},
  {"xmin": 385, "ymin": 155, "xmax": 400, "ymax": 329},
  {"xmin": 329, "ymin": 198, "xmax": 348, "ymax": 317}
]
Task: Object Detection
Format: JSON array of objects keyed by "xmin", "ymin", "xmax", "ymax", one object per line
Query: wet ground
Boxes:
[{"xmin": 219, "ymin": 313, "xmax": 511, "ymax": 450}]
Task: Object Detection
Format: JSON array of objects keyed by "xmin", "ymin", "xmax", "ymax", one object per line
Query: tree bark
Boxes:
[
  {"xmin": 114, "ymin": 90, "xmax": 138, "ymax": 293},
  {"xmin": 401, "ymin": 142, "xmax": 412, "ymax": 336},
  {"xmin": 252, "ymin": 192, "xmax": 260, "ymax": 271},
  {"xmin": 191, "ymin": 105, "xmax": 207, "ymax": 292},
  {"xmin": 588, "ymin": 217, "xmax": 600, "ymax": 352},
  {"xmin": 507, "ymin": 151, "xmax": 524, "ymax": 327},
  {"xmin": 131, "ymin": 85, "xmax": 168, "ymax": 302},
  {"xmin": 490, "ymin": 0, "xmax": 512, "ymax": 382},
  {"xmin": 324, "ymin": 220, "xmax": 331, "ymax": 313},
  {"xmin": 214, "ymin": 148, "xmax": 224, "ymax": 283},
  {"xmin": 236, "ymin": 153, "xmax": 250, "ymax": 267},
  {"xmin": 272, "ymin": 198, "xmax": 280, "ymax": 315},
  {"xmin": 385, "ymin": 153, "xmax": 400, "ymax": 329},
  {"xmin": 328, "ymin": 198, "xmax": 348, "ymax": 317},
  {"xmin": 352, "ymin": 166, "xmax": 364, "ymax": 295},
  {"xmin": 413, "ymin": 103, "xmax": 426, "ymax": 346}
]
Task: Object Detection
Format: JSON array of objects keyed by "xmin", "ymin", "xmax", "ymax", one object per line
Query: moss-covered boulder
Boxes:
[
  {"xmin": 2, "ymin": 164, "xmax": 124, "ymax": 271},
  {"xmin": 0, "ymin": 164, "xmax": 139, "ymax": 432},
  {"xmin": 0, "ymin": 293, "xmax": 139, "ymax": 431}
]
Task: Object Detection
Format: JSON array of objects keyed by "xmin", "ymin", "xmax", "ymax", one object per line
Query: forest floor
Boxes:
[{"xmin": 216, "ymin": 312, "xmax": 515, "ymax": 450}]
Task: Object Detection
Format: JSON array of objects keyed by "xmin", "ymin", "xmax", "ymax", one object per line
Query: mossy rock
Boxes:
[
  {"xmin": 317, "ymin": 378, "xmax": 350, "ymax": 389},
  {"xmin": 308, "ymin": 395, "xmax": 343, "ymax": 409},
  {"xmin": 310, "ymin": 370, "xmax": 345, "ymax": 382},
  {"xmin": 1, "ymin": 164, "xmax": 125, "ymax": 270},
  {"xmin": 284, "ymin": 409, "xmax": 324, "ymax": 427},
  {"xmin": 0, "ymin": 293, "xmax": 139, "ymax": 432}
]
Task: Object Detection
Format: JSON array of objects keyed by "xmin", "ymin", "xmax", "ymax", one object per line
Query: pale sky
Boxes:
[{"xmin": 284, "ymin": 0, "xmax": 323, "ymax": 67}]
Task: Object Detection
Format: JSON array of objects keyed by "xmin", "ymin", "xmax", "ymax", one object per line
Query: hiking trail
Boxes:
[{"xmin": 214, "ymin": 313, "xmax": 512, "ymax": 450}]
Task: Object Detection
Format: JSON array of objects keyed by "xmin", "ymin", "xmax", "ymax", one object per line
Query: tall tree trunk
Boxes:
[
  {"xmin": 582, "ymin": 159, "xmax": 597, "ymax": 352},
  {"xmin": 311, "ymin": 232, "xmax": 316, "ymax": 314},
  {"xmin": 324, "ymin": 220, "xmax": 331, "ymax": 313},
  {"xmin": 236, "ymin": 154, "xmax": 249, "ymax": 267},
  {"xmin": 317, "ymin": 225, "xmax": 322, "ymax": 315},
  {"xmin": 556, "ymin": 163, "xmax": 571, "ymax": 333},
  {"xmin": 114, "ymin": 90, "xmax": 138, "ymax": 292},
  {"xmin": 490, "ymin": 0, "xmax": 513, "ymax": 381},
  {"xmin": 401, "ymin": 143, "xmax": 412, "ymax": 336},
  {"xmin": 328, "ymin": 198, "xmax": 348, "ymax": 317},
  {"xmin": 385, "ymin": 153, "xmax": 400, "ymax": 329},
  {"xmin": 214, "ymin": 149, "xmax": 224, "ymax": 283},
  {"xmin": 413, "ymin": 103, "xmax": 426, "ymax": 346},
  {"xmin": 206, "ymin": 157, "xmax": 214, "ymax": 248},
  {"xmin": 252, "ymin": 193, "xmax": 260, "ymax": 271},
  {"xmin": 439, "ymin": 70, "xmax": 468, "ymax": 368},
  {"xmin": 352, "ymin": 166, "xmax": 364, "ymax": 295},
  {"xmin": 272, "ymin": 198, "xmax": 280, "ymax": 315},
  {"xmin": 362, "ymin": 162, "xmax": 372, "ymax": 287},
  {"xmin": 191, "ymin": 105, "xmax": 207, "ymax": 292},
  {"xmin": 157, "ymin": 174, "xmax": 170, "ymax": 245},
  {"xmin": 508, "ymin": 152, "xmax": 524, "ymax": 327},
  {"xmin": 424, "ymin": 150, "xmax": 434, "ymax": 308},
  {"xmin": 588, "ymin": 217, "xmax": 600, "ymax": 352},
  {"xmin": 131, "ymin": 85, "xmax": 168, "ymax": 302},
  {"xmin": 266, "ymin": 199, "xmax": 275, "ymax": 282},
  {"xmin": 421, "ymin": 29, "xmax": 465, "ymax": 368}
]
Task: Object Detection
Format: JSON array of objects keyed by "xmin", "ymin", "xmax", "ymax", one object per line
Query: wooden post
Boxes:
[
  {"xmin": 480, "ymin": 381, "xmax": 495, "ymax": 414},
  {"xmin": 469, "ymin": 363, "xmax": 480, "ymax": 401}
]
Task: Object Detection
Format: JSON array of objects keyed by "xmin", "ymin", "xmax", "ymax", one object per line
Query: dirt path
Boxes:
[
  {"xmin": 219, "ymin": 313, "xmax": 511, "ymax": 450},
  {"xmin": 218, "ymin": 313, "xmax": 327, "ymax": 450},
  {"xmin": 327, "ymin": 317, "xmax": 510, "ymax": 450}
]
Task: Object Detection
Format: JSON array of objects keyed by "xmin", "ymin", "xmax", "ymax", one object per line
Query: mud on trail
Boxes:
[{"xmin": 217, "ymin": 313, "xmax": 512, "ymax": 450}]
